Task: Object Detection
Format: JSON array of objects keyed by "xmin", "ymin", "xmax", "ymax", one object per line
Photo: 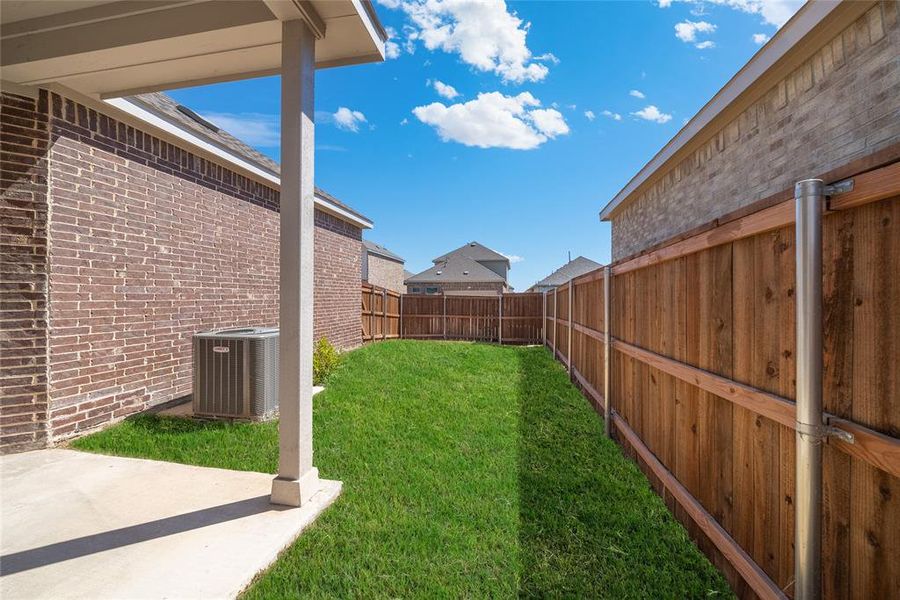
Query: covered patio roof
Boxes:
[{"xmin": 1, "ymin": 0, "xmax": 386, "ymax": 98}]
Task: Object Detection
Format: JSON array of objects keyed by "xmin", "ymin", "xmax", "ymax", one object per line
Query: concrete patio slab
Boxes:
[{"xmin": 0, "ymin": 449, "xmax": 341, "ymax": 599}]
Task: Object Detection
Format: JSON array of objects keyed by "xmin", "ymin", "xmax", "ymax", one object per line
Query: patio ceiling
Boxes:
[{"xmin": 0, "ymin": 0, "xmax": 386, "ymax": 98}]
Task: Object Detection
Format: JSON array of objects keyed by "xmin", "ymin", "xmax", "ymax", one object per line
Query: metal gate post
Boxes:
[
  {"xmin": 603, "ymin": 266, "xmax": 611, "ymax": 437},
  {"xmin": 794, "ymin": 179, "xmax": 824, "ymax": 600}
]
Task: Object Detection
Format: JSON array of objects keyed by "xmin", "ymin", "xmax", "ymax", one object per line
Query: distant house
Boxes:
[
  {"xmin": 527, "ymin": 256, "xmax": 602, "ymax": 293},
  {"xmin": 405, "ymin": 241, "xmax": 511, "ymax": 295},
  {"xmin": 362, "ymin": 240, "xmax": 406, "ymax": 293}
]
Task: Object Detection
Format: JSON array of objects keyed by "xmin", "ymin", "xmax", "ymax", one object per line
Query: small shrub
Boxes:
[{"xmin": 313, "ymin": 337, "xmax": 340, "ymax": 385}]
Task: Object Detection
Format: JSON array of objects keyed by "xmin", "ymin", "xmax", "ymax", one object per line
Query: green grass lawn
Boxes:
[{"xmin": 73, "ymin": 340, "xmax": 733, "ymax": 599}]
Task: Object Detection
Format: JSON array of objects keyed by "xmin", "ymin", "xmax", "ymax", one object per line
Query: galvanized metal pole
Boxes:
[
  {"xmin": 794, "ymin": 178, "xmax": 824, "ymax": 600},
  {"xmin": 603, "ymin": 266, "xmax": 611, "ymax": 437}
]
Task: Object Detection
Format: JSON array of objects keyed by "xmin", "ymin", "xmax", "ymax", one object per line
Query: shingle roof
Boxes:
[
  {"xmin": 433, "ymin": 241, "xmax": 509, "ymax": 264},
  {"xmin": 405, "ymin": 254, "xmax": 506, "ymax": 284},
  {"xmin": 531, "ymin": 256, "xmax": 602, "ymax": 288},
  {"xmin": 126, "ymin": 92, "xmax": 372, "ymax": 225},
  {"xmin": 363, "ymin": 240, "xmax": 404, "ymax": 263}
]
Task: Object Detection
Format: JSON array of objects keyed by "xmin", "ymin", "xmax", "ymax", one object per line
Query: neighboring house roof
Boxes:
[
  {"xmin": 405, "ymin": 254, "xmax": 506, "ymax": 284},
  {"xmin": 363, "ymin": 240, "xmax": 404, "ymax": 263},
  {"xmin": 598, "ymin": 2, "xmax": 867, "ymax": 221},
  {"xmin": 403, "ymin": 270, "xmax": 415, "ymax": 280},
  {"xmin": 119, "ymin": 92, "xmax": 373, "ymax": 228},
  {"xmin": 529, "ymin": 256, "xmax": 602, "ymax": 290},
  {"xmin": 434, "ymin": 241, "xmax": 510, "ymax": 264}
]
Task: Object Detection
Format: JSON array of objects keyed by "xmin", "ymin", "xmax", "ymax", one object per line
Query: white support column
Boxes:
[{"xmin": 272, "ymin": 19, "xmax": 320, "ymax": 507}]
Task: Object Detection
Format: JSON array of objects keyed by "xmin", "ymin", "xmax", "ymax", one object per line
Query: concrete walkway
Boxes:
[{"xmin": 0, "ymin": 449, "xmax": 340, "ymax": 599}]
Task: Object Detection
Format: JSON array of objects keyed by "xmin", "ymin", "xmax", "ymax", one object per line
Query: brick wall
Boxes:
[
  {"xmin": 1, "ymin": 91, "xmax": 50, "ymax": 454},
  {"xmin": 1, "ymin": 90, "xmax": 363, "ymax": 450},
  {"xmin": 611, "ymin": 1, "xmax": 900, "ymax": 259},
  {"xmin": 314, "ymin": 211, "xmax": 362, "ymax": 349},
  {"xmin": 365, "ymin": 253, "xmax": 405, "ymax": 293}
]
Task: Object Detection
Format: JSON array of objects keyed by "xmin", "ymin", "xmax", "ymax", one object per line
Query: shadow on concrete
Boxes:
[{"xmin": 0, "ymin": 495, "xmax": 284, "ymax": 576}]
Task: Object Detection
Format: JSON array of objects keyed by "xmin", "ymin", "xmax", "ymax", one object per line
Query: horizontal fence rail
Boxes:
[{"xmin": 541, "ymin": 159, "xmax": 900, "ymax": 599}]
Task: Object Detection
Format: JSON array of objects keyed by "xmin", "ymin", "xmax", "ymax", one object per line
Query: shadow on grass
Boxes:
[{"xmin": 516, "ymin": 346, "xmax": 733, "ymax": 599}]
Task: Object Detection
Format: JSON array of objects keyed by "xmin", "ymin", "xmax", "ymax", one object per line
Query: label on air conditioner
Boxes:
[{"xmin": 213, "ymin": 346, "xmax": 230, "ymax": 353}]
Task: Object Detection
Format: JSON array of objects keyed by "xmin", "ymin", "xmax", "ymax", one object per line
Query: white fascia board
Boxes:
[{"xmin": 104, "ymin": 96, "xmax": 374, "ymax": 230}]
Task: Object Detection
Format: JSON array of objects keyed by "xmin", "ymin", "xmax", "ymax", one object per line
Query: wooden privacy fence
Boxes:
[
  {"xmin": 362, "ymin": 290, "xmax": 544, "ymax": 344},
  {"xmin": 542, "ymin": 159, "xmax": 900, "ymax": 599},
  {"xmin": 361, "ymin": 283, "xmax": 400, "ymax": 342}
]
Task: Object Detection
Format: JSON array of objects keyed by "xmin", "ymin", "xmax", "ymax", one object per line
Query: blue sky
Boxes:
[{"xmin": 167, "ymin": 0, "xmax": 802, "ymax": 291}]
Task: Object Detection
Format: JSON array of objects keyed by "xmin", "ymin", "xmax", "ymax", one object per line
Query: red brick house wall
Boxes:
[
  {"xmin": 1, "ymin": 90, "xmax": 363, "ymax": 452},
  {"xmin": 1, "ymin": 92, "xmax": 50, "ymax": 453}
]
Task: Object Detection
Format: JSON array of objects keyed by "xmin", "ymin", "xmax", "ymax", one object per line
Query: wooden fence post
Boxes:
[
  {"xmin": 542, "ymin": 291, "xmax": 547, "ymax": 346},
  {"xmin": 382, "ymin": 288, "xmax": 387, "ymax": 341},
  {"xmin": 498, "ymin": 293, "xmax": 503, "ymax": 344},
  {"xmin": 399, "ymin": 294, "xmax": 403, "ymax": 339},
  {"xmin": 603, "ymin": 266, "xmax": 611, "ymax": 437},
  {"xmin": 553, "ymin": 287, "xmax": 558, "ymax": 358},
  {"xmin": 443, "ymin": 294, "xmax": 447, "ymax": 340},
  {"xmin": 568, "ymin": 278, "xmax": 574, "ymax": 375}
]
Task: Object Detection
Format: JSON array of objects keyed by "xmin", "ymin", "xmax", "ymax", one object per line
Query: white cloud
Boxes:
[
  {"xmin": 584, "ymin": 110, "xmax": 596, "ymax": 121},
  {"xmin": 695, "ymin": 40, "xmax": 716, "ymax": 49},
  {"xmin": 384, "ymin": 27, "xmax": 402, "ymax": 59},
  {"xmin": 431, "ymin": 79, "xmax": 460, "ymax": 99},
  {"xmin": 658, "ymin": 1, "xmax": 802, "ymax": 28},
  {"xmin": 400, "ymin": 118, "xmax": 409, "ymax": 125},
  {"xmin": 529, "ymin": 108, "xmax": 569, "ymax": 137},
  {"xmin": 396, "ymin": 0, "xmax": 554, "ymax": 83},
  {"xmin": 602, "ymin": 110, "xmax": 622, "ymax": 121},
  {"xmin": 632, "ymin": 105, "xmax": 673, "ymax": 124},
  {"xmin": 332, "ymin": 107, "xmax": 367, "ymax": 132},
  {"xmin": 629, "ymin": 89, "xmax": 645, "ymax": 99},
  {"xmin": 200, "ymin": 112, "xmax": 279, "ymax": 147},
  {"xmin": 674, "ymin": 20, "xmax": 716, "ymax": 43},
  {"xmin": 752, "ymin": 32, "xmax": 770, "ymax": 44},
  {"xmin": 501, "ymin": 252, "xmax": 524, "ymax": 263},
  {"xmin": 412, "ymin": 91, "xmax": 569, "ymax": 150}
]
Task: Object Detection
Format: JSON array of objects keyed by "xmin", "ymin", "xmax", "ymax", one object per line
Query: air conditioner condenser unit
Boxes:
[{"xmin": 192, "ymin": 327, "xmax": 279, "ymax": 419}]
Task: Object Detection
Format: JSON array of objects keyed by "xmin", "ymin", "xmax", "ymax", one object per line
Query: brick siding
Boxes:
[
  {"xmin": 1, "ymin": 90, "xmax": 362, "ymax": 450},
  {"xmin": 1, "ymin": 92, "xmax": 50, "ymax": 453},
  {"xmin": 365, "ymin": 253, "xmax": 405, "ymax": 293},
  {"xmin": 611, "ymin": 1, "xmax": 900, "ymax": 259}
]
